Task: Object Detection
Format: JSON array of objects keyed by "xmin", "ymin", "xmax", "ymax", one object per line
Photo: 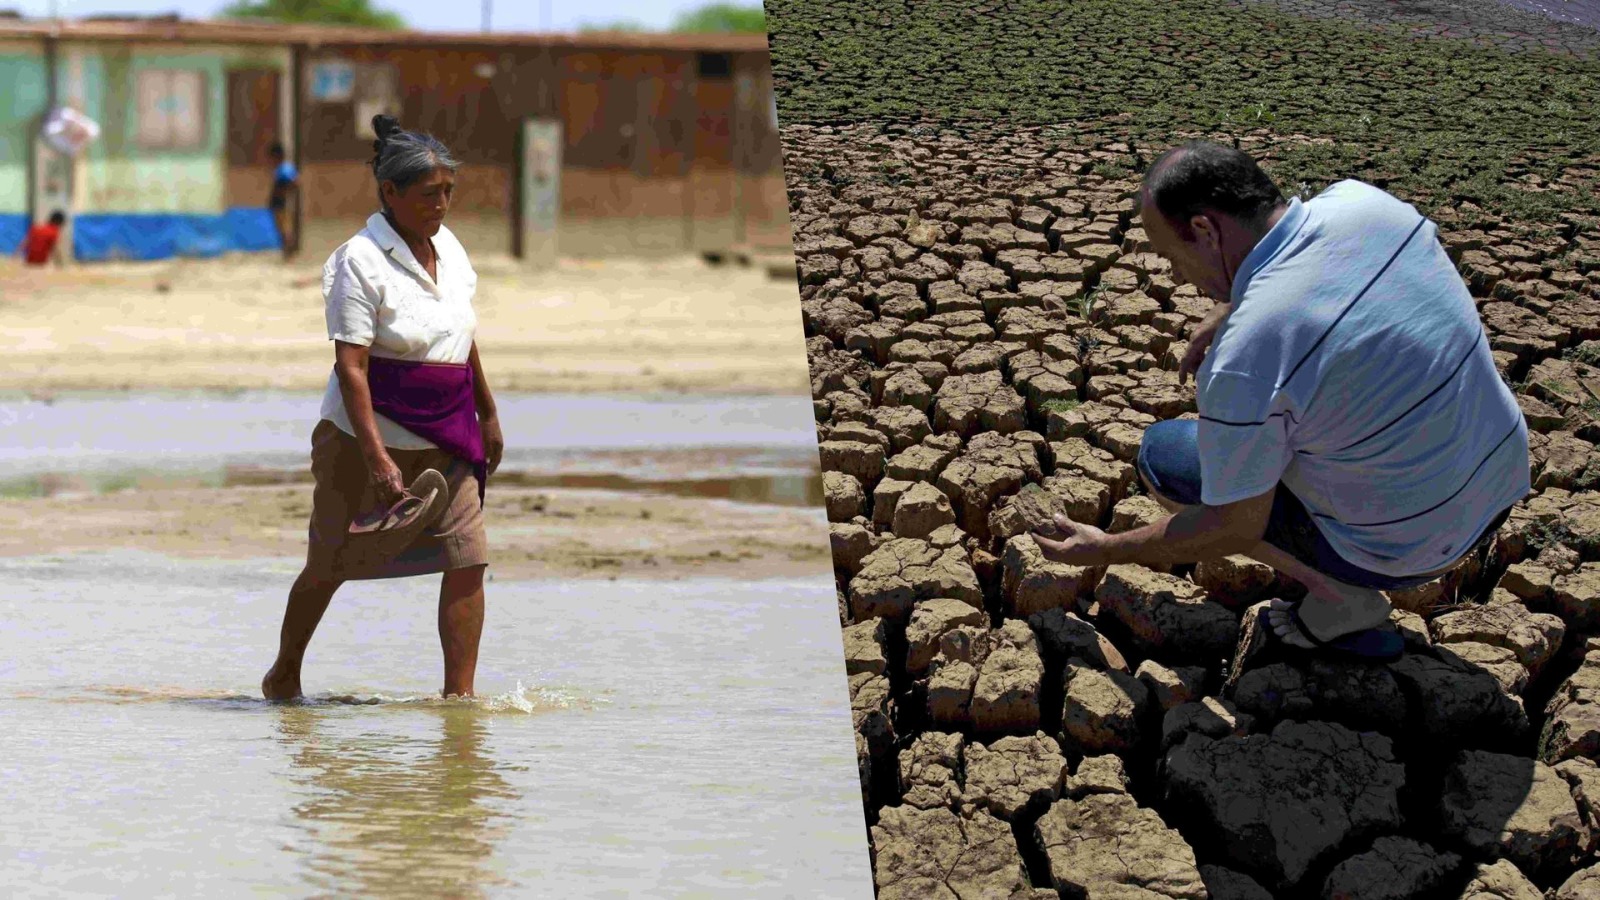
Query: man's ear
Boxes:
[{"xmin": 1189, "ymin": 212, "xmax": 1222, "ymax": 253}]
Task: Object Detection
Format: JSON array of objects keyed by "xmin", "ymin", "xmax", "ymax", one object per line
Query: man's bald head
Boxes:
[{"xmin": 1141, "ymin": 142, "xmax": 1285, "ymax": 240}]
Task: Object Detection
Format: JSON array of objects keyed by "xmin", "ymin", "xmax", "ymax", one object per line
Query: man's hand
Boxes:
[
  {"xmin": 1179, "ymin": 301, "xmax": 1232, "ymax": 385},
  {"xmin": 480, "ymin": 414, "xmax": 504, "ymax": 476},
  {"xmin": 1030, "ymin": 513, "xmax": 1112, "ymax": 566}
]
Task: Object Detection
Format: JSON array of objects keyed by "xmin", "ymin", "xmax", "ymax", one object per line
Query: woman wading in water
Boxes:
[{"xmin": 262, "ymin": 116, "xmax": 504, "ymax": 701}]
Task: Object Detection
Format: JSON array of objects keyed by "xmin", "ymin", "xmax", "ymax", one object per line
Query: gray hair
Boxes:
[{"xmin": 370, "ymin": 114, "xmax": 459, "ymax": 208}]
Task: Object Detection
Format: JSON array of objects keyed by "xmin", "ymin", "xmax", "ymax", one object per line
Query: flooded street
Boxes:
[
  {"xmin": 0, "ymin": 552, "xmax": 871, "ymax": 897},
  {"xmin": 1, "ymin": 390, "xmax": 820, "ymax": 485},
  {"xmin": 0, "ymin": 386, "xmax": 868, "ymax": 895}
]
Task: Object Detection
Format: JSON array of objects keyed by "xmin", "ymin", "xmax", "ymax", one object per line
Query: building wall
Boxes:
[
  {"xmin": 64, "ymin": 41, "xmax": 287, "ymax": 214},
  {"xmin": 294, "ymin": 42, "xmax": 788, "ymax": 257},
  {"xmin": 0, "ymin": 42, "xmax": 48, "ymax": 238},
  {"xmin": 3, "ymin": 32, "xmax": 781, "ymax": 261},
  {"xmin": 54, "ymin": 41, "xmax": 288, "ymax": 259}
]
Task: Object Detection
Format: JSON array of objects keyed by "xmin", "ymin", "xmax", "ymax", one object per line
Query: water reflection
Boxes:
[{"xmin": 273, "ymin": 706, "xmax": 522, "ymax": 898}]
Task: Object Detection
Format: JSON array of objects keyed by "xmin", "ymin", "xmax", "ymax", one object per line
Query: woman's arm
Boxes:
[
  {"xmin": 334, "ymin": 340, "xmax": 404, "ymax": 503},
  {"xmin": 468, "ymin": 341, "xmax": 504, "ymax": 476}
]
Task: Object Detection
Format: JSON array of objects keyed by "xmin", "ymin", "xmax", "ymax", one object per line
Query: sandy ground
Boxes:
[
  {"xmin": 0, "ymin": 251, "xmax": 809, "ymax": 395},
  {"xmin": 0, "ymin": 483, "xmax": 834, "ymax": 582},
  {"xmin": 0, "ymin": 250, "xmax": 831, "ymax": 581}
]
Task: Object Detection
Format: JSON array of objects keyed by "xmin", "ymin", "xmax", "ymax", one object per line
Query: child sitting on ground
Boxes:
[{"xmin": 19, "ymin": 211, "xmax": 66, "ymax": 267}]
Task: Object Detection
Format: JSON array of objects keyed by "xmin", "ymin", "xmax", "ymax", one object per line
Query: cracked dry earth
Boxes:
[{"xmin": 799, "ymin": 123, "xmax": 1600, "ymax": 898}]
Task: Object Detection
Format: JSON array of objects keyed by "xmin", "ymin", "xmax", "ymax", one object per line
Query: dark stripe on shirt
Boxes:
[
  {"xmin": 1198, "ymin": 410, "xmax": 1300, "ymax": 428},
  {"xmin": 1309, "ymin": 329, "xmax": 1486, "ymax": 457},
  {"xmin": 1281, "ymin": 216, "xmax": 1427, "ymax": 389},
  {"xmin": 1310, "ymin": 416, "xmax": 1521, "ymax": 528}
]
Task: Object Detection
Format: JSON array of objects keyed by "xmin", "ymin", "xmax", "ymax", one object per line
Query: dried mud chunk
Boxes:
[
  {"xmin": 851, "ymin": 670, "xmax": 895, "ymax": 760},
  {"xmin": 1061, "ymin": 660, "xmax": 1150, "ymax": 754},
  {"xmin": 870, "ymin": 805, "xmax": 1034, "ymax": 900},
  {"xmin": 1162, "ymin": 720, "xmax": 1405, "ymax": 891},
  {"xmin": 1050, "ymin": 437, "xmax": 1137, "ymax": 495},
  {"xmin": 906, "ymin": 597, "xmax": 988, "ymax": 678},
  {"xmin": 894, "ymin": 481, "xmax": 958, "ymax": 540},
  {"xmin": 1027, "ymin": 607, "xmax": 1127, "ymax": 672},
  {"xmin": 1319, "ymin": 837, "xmax": 1462, "ymax": 900},
  {"xmin": 886, "ymin": 442, "xmax": 959, "ymax": 483},
  {"xmin": 1542, "ymin": 649, "xmax": 1600, "ymax": 764},
  {"xmin": 897, "ymin": 731, "xmax": 965, "ymax": 811},
  {"xmin": 1199, "ymin": 866, "xmax": 1274, "ymax": 900},
  {"xmin": 971, "ymin": 620, "xmax": 1046, "ymax": 734},
  {"xmin": 1455, "ymin": 859, "xmax": 1543, "ymax": 900},
  {"xmin": 1390, "ymin": 650, "xmax": 1529, "ymax": 744},
  {"xmin": 1192, "ymin": 554, "xmax": 1278, "ymax": 610},
  {"xmin": 1135, "ymin": 659, "xmax": 1206, "ymax": 712},
  {"xmin": 1094, "ymin": 565, "xmax": 1237, "ymax": 663},
  {"xmin": 823, "ymin": 471, "xmax": 865, "ymax": 522},
  {"xmin": 1228, "ymin": 658, "xmax": 1408, "ymax": 736},
  {"xmin": 803, "ymin": 294, "xmax": 874, "ymax": 341},
  {"xmin": 1438, "ymin": 749, "xmax": 1588, "ymax": 881},
  {"xmin": 932, "ymin": 370, "xmax": 1027, "ymax": 438},
  {"xmin": 957, "ymin": 259, "xmax": 1011, "ymax": 294},
  {"xmin": 1001, "ymin": 534, "xmax": 1099, "ymax": 618},
  {"xmin": 963, "ymin": 732, "xmax": 1068, "ymax": 820},
  {"xmin": 1033, "ymin": 791, "xmax": 1206, "ymax": 899},
  {"xmin": 830, "ymin": 521, "xmax": 881, "ymax": 578},
  {"xmin": 841, "ymin": 617, "xmax": 888, "ymax": 676},
  {"xmin": 1553, "ymin": 863, "xmax": 1600, "ymax": 900},
  {"xmin": 848, "ymin": 538, "xmax": 983, "ymax": 623},
  {"xmin": 1160, "ymin": 696, "xmax": 1253, "ymax": 752}
]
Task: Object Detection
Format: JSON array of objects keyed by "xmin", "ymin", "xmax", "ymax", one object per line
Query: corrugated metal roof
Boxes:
[{"xmin": 0, "ymin": 17, "xmax": 769, "ymax": 52}]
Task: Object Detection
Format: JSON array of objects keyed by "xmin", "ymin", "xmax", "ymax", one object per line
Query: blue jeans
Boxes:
[{"xmin": 1134, "ymin": 419, "xmax": 1507, "ymax": 591}]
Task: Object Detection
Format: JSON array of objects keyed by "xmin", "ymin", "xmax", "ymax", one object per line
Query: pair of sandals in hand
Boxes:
[{"xmin": 345, "ymin": 469, "xmax": 449, "ymax": 564}]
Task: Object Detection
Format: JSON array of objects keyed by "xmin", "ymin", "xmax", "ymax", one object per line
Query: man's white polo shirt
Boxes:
[{"xmin": 1195, "ymin": 180, "xmax": 1530, "ymax": 577}]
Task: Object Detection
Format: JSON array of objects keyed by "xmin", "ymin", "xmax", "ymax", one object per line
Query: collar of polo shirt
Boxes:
[{"xmin": 1230, "ymin": 196, "xmax": 1308, "ymax": 305}]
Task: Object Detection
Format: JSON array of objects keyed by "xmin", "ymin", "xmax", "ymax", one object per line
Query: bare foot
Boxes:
[
  {"xmin": 1265, "ymin": 588, "xmax": 1392, "ymax": 649},
  {"xmin": 261, "ymin": 662, "xmax": 303, "ymax": 701}
]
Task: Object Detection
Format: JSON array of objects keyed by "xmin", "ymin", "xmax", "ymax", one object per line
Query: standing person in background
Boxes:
[
  {"xmin": 268, "ymin": 141, "xmax": 299, "ymax": 259},
  {"xmin": 18, "ymin": 210, "xmax": 66, "ymax": 267}
]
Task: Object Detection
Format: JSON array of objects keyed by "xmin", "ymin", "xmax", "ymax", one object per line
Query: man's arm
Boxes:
[
  {"xmin": 1035, "ymin": 486, "xmax": 1274, "ymax": 569},
  {"xmin": 1102, "ymin": 488, "xmax": 1272, "ymax": 567}
]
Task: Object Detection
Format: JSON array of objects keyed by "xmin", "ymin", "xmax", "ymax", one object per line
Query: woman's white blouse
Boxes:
[{"xmin": 318, "ymin": 212, "xmax": 479, "ymax": 450}]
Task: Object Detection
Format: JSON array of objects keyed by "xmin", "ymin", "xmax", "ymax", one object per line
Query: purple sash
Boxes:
[{"xmin": 362, "ymin": 356, "xmax": 486, "ymax": 506}]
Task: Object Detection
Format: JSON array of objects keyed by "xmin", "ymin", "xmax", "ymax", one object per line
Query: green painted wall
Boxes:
[
  {"xmin": 68, "ymin": 43, "xmax": 285, "ymax": 214},
  {"xmin": 0, "ymin": 49, "xmax": 48, "ymax": 215}
]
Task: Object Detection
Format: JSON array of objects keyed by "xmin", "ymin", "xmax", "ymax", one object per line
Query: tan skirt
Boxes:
[{"xmin": 304, "ymin": 418, "xmax": 489, "ymax": 581}]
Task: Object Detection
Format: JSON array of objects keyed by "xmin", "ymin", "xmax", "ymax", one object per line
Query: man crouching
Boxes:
[{"xmin": 1033, "ymin": 141, "xmax": 1529, "ymax": 661}]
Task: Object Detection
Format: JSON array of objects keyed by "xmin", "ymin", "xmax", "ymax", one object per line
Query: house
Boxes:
[{"xmin": 0, "ymin": 16, "xmax": 788, "ymax": 263}]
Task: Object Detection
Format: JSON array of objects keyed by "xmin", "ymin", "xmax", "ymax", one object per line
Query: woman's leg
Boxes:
[
  {"xmin": 263, "ymin": 567, "xmax": 345, "ymax": 700},
  {"xmin": 439, "ymin": 564, "xmax": 487, "ymax": 697}
]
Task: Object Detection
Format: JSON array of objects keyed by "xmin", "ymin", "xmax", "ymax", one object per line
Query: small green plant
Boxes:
[
  {"xmin": 1526, "ymin": 518, "xmax": 1579, "ymax": 555},
  {"xmin": 1563, "ymin": 340, "xmax": 1600, "ymax": 367},
  {"xmin": 1041, "ymin": 398, "xmax": 1081, "ymax": 415},
  {"xmin": 1076, "ymin": 286, "xmax": 1104, "ymax": 325}
]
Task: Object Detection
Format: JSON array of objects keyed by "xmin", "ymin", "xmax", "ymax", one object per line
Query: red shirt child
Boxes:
[{"xmin": 20, "ymin": 213, "xmax": 65, "ymax": 266}]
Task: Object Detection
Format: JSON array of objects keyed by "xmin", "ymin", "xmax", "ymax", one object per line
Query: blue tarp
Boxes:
[
  {"xmin": 72, "ymin": 208, "xmax": 282, "ymax": 262},
  {"xmin": 0, "ymin": 214, "xmax": 28, "ymax": 257}
]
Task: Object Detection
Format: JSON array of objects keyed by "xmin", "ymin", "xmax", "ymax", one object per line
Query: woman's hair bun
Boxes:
[{"xmin": 371, "ymin": 114, "xmax": 402, "ymax": 160}]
